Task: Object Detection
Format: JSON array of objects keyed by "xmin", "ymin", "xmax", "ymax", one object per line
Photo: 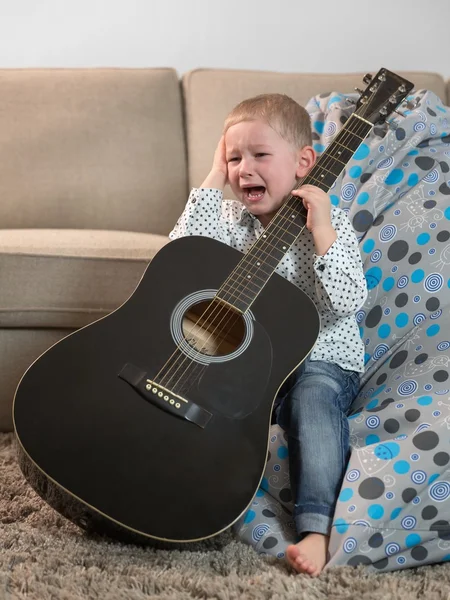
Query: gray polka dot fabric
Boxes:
[{"xmin": 234, "ymin": 89, "xmax": 450, "ymax": 572}]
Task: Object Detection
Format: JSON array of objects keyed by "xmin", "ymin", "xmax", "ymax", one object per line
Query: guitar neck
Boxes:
[{"xmin": 217, "ymin": 113, "xmax": 374, "ymax": 313}]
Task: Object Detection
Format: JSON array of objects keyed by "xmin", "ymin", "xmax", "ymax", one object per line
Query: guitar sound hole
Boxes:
[{"xmin": 182, "ymin": 299, "xmax": 246, "ymax": 357}]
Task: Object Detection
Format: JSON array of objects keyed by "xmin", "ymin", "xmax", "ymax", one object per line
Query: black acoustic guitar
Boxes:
[{"xmin": 13, "ymin": 69, "xmax": 413, "ymax": 546}]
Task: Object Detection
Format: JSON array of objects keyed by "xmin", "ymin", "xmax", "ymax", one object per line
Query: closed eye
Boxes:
[
  {"xmin": 228, "ymin": 157, "xmax": 240, "ymax": 163},
  {"xmin": 255, "ymin": 153, "xmax": 268, "ymax": 158}
]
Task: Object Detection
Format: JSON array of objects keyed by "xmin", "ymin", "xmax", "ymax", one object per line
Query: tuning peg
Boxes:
[
  {"xmin": 405, "ymin": 97, "xmax": 420, "ymax": 110},
  {"xmin": 354, "ymin": 87, "xmax": 364, "ymax": 95},
  {"xmin": 363, "ymin": 73, "xmax": 373, "ymax": 84},
  {"xmin": 394, "ymin": 98, "xmax": 420, "ymax": 116},
  {"xmin": 387, "ymin": 119, "xmax": 398, "ymax": 131}
]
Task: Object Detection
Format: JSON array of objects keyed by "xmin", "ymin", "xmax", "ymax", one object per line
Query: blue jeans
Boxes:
[{"xmin": 274, "ymin": 357, "xmax": 360, "ymax": 539}]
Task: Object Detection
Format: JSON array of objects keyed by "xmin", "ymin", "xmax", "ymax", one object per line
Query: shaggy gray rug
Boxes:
[{"xmin": 1, "ymin": 433, "xmax": 449, "ymax": 600}]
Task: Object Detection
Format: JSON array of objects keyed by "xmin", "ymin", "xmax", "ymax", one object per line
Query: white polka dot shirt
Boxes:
[{"xmin": 169, "ymin": 188, "xmax": 368, "ymax": 373}]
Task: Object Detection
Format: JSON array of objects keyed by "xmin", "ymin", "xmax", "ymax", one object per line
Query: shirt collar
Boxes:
[{"xmin": 237, "ymin": 205, "xmax": 258, "ymax": 225}]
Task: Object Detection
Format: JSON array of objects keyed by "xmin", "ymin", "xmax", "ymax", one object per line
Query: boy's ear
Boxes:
[{"xmin": 295, "ymin": 146, "xmax": 316, "ymax": 178}]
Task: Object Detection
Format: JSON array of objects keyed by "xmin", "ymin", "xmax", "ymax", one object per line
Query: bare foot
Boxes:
[{"xmin": 286, "ymin": 533, "xmax": 330, "ymax": 577}]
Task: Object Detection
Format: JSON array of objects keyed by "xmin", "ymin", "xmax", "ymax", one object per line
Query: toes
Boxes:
[
  {"xmin": 286, "ymin": 546, "xmax": 302, "ymax": 571},
  {"xmin": 305, "ymin": 561, "xmax": 316, "ymax": 574},
  {"xmin": 296, "ymin": 557, "xmax": 314, "ymax": 573},
  {"xmin": 286, "ymin": 545, "xmax": 299, "ymax": 561},
  {"xmin": 300, "ymin": 559, "xmax": 320, "ymax": 576},
  {"xmin": 286, "ymin": 542, "xmax": 325, "ymax": 577}
]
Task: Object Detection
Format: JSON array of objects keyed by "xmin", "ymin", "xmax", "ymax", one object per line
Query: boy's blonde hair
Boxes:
[{"xmin": 223, "ymin": 93, "xmax": 312, "ymax": 149}]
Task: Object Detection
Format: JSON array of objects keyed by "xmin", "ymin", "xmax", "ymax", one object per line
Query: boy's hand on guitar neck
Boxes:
[
  {"xmin": 200, "ymin": 136, "xmax": 228, "ymax": 190},
  {"xmin": 291, "ymin": 185, "xmax": 337, "ymax": 257}
]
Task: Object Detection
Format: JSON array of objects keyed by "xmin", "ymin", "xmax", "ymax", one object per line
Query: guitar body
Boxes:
[{"xmin": 14, "ymin": 236, "xmax": 320, "ymax": 544}]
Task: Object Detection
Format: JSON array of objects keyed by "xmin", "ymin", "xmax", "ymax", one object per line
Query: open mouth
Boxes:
[{"xmin": 243, "ymin": 186, "xmax": 266, "ymax": 202}]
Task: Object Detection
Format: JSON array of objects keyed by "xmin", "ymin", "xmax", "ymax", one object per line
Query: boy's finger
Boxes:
[{"xmin": 292, "ymin": 188, "xmax": 311, "ymax": 199}]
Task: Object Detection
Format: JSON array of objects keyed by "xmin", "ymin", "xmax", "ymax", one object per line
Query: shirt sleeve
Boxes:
[
  {"xmin": 169, "ymin": 188, "xmax": 224, "ymax": 241},
  {"xmin": 313, "ymin": 208, "xmax": 368, "ymax": 317}
]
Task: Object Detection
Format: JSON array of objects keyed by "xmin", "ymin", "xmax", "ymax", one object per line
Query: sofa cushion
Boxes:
[
  {"xmin": 183, "ymin": 69, "xmax": 447, "ymax": 194},
  {"xmin": 0, "ymin": 68, "xmax": 187, "ymax": 235},
  {"xmin": 0, "ymin": 229, "xmax": 169, "ymax": 328}
]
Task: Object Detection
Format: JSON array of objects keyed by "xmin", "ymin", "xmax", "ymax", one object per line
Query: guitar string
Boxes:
[
  {"xmin": 155, "ymin": 115, "xmax": 374, "ymax": 394},
  {"xmin": 154, "ymin": 114, "xmax": 374, "ymax": 393}
]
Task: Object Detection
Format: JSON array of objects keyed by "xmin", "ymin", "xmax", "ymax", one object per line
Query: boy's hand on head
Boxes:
[
  {"xmin": 291, "ymin": 185, "xmax": 337, "ymax": 256},
  {"xmin": 200, "ymin": 136, "xmax": 228, "ymax": 190},
  {"xmin": 212, "ymin": 135, "xmax": 228, "ymax": 179}
]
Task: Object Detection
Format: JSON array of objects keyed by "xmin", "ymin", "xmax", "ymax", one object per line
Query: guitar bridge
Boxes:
[{"xmin": 117, "ymin": 363, "xmax": 212, "ymax": 429}]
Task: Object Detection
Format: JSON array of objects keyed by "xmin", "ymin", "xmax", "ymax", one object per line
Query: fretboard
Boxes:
[{"xmin": 216, "ymin": 114, "xmax": 373, "ymax": 313}]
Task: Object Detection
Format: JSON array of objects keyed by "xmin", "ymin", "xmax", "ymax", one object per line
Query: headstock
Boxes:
[{"xmin": 353, "ymin": 68, "xmax": 415, "ymax": 125}]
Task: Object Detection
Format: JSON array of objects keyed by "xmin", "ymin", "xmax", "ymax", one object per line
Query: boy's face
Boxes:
[{"xmin": 225, "ymin": 119, "xmax": 315, "ymax": 226}]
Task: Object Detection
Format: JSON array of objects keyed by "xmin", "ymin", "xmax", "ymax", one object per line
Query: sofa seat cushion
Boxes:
[{"xmin": 0, "ymin": 229, "xmax": 169, "ymax": 328}]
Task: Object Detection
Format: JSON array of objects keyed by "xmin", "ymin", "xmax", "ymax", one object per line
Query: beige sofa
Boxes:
[{"xmin": 1, "ymin": 67, "xmax": 449, "ymax": 431}]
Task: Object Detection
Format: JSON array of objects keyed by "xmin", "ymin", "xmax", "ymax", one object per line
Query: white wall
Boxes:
[{"xmin": 1, "ymin": 0, "xmax": 449, "ymax": 78}]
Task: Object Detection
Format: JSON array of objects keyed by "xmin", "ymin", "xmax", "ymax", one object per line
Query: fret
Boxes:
[
  {"xmin": 258, "ymin": 226, "xmax": 298, "ymax": 247},
  {"xmin": 229, "ymin": 267, "xmax": 268, "ymax": 287},
  {"xmin": 345, "ymin": 129, "xmax": 365, "ymax": 141},
  {"xmin": 327, "ymin": 142, "xmax": 355, "ymax": 165},
  {"xmin": 263, "ymin": 226, "xmax": 297, "ymax": 242},
  {"xmin": 305, "ymin": 176, "xmax": 329, "ymax": 192},
  {"xmin": 217, "ymin": 295, "xmax": 248, "ymax": 314},
  {"xmin": 270, "ymin": 203, "xmax": 307, "ymax": 233},
  {"xmin": 218, "ymin": 113, "xmax": 374, "ymax": 312},
  {"xmin": 326, "ymin": 153, "xmax": 346, "ymax": 167},
  {"xmin": 219, "ymin": 279, "xmax": 261, "ymax": 301},
  {"xmin": 238, "ymin": 256, "xmax": 273, "ymax": 279},
  {"xmin": 244, "ymin": 229, "xmax": 298, "ymax": 261},
  {"xmin": 334, "ymin": 140, "xmax": 354, "ymax": 151},
  {"xmin": 271, "ymin": 204, "xmax": 307, "ymax": 236},
  {"xmin": 245, "ymin": 245, "xmax": 281, "ymax": 271},
  {"xmin": 305, "ymin": 168, "xmax": 336, "ymax": 192},
  {"xmin": 316, "ymin": 160, "xmax": 343, "ymax": 178},
  {"xmin": 331, "ymin": 120, "xmax": 371, "ymax": 153},
  {"xmin": 247, "ymin": 248, "xmax": 285, "ymax": 272},
  {"xmin": 338, "ymin": 119, "xmax": 372, "ymax": 147},
  {"xmin": 217, "ymin": 283, "xmax": 257, "ymax": 307},
  {"xmin": 281, "ymin": 197, "xmax": 307, "ymax": 218},
  {"xmin": 218, "ymin": 253, "xmax": 278, "ymax": 301}
]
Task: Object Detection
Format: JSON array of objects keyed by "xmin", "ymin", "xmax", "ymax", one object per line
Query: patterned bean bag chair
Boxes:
[{"xmin": 235, "ymin": 88, "xmax": 450, "ymax": 573}]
